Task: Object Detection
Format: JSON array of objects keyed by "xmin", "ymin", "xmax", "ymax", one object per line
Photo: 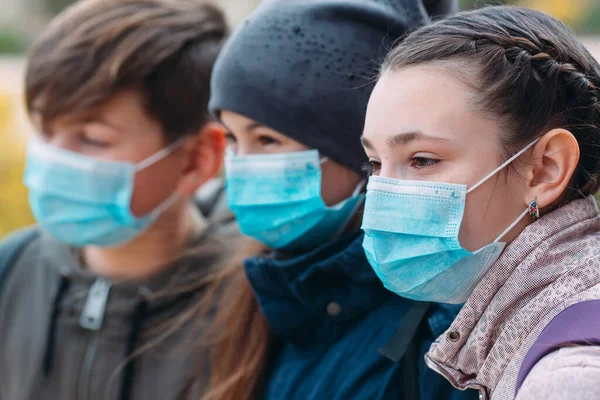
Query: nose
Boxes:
[
  {"xmin": 234, "ymin": 139, "xmax": 263, "ymax": 156},
  {"xmin": 379, "ymin": 160, "xmax": 412, "ymax": 181}
]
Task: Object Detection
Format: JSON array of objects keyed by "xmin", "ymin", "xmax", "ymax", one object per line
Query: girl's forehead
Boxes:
[{"xmin": 364, "ymin": 68, "xmax": 488, "ymax": 145}]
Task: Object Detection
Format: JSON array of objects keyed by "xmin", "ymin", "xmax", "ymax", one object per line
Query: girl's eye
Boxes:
[
  {"xmin": 257, "ymin": 135, "xmax": 279, "ymax": 146},
  {"xmin": 225, "ymin": 132, "xmax": 237, "ymax": 144},
  {"xmin": 409, "ymin": 156, "xmax": 439, "ymax": 169},
  {"xmin": 362, "ymin": 160, "xmax": 381, "ymax": 176}
]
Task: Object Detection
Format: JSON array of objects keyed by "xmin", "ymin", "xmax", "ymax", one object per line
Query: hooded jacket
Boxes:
[
  {"xmin": 245, "ymin": 230, "xmax": 478, "ymax": 400},
  {"xmin": 0, "ymin": 221, "xmax": 234, "ymax": 400},
  {"xmin": 424, "ymin": 197, "xmax": 600, "ymax": 400}
]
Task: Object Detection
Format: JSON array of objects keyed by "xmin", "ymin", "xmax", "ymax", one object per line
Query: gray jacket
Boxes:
[{"xmin": 0, "ymin": 213, "xmax": 236, "ymax": 400}]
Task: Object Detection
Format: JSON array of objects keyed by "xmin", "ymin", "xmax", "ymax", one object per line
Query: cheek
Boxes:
[
  {"xmin": 320, "ymin": 163, "xmax": 362, "ymax": 206},
  {"xmin": 458, "ymin": 171, "xmax": 526, "ymax": 251},
  {"xmin": 129, "ymin": 158, "xmax": 182, "ymax": 217}
]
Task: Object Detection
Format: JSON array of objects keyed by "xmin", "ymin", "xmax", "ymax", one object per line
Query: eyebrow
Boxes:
[
  {"xmin": 386, "ymin": 131, "xmax": 450, "ymax": 148},
  {"xmin": 246, "ymin": 121, "xmax": 264, "ymax": 130},
  {"xmin": 84, "ymin": 115, "xmax": 122, "ymax": 131},
  {"xmin": 220, "ymin": 120, "xmax": 265, "ymax": 134},
  {"xmin": 361, "ymin": 131, "xmax": 450, "ymax": 150}
]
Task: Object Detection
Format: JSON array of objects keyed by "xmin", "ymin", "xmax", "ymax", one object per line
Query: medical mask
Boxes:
[
  {"xmin": 362, "ymin": 140, "xmax": 538, "ymax": 304},
  {"xmin": 225, "ymin": 150, "xmax": 364, "ymax": 251},
  {"xmin": 24, "ymin": 136, "xmax": 182, "ymax": 247}
]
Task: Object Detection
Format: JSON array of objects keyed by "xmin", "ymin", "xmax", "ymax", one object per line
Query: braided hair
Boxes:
[{"xmin": 383, "ymin": 6, "xmax": 600, "ymax": 199}]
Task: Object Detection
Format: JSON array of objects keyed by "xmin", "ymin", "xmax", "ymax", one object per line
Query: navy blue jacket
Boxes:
[{"xmin": 245, "ymin": 230, "xmax": 477, "ymax": 400}]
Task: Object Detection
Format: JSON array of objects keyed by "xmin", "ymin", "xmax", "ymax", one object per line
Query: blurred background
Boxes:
[{"xmin": 0, "ymin": 0, "xmax": 599, "ymax": 237}]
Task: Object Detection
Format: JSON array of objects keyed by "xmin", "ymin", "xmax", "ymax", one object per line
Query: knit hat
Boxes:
[{"xmin": 209, "ymin": 0, "xmax": 456, "ymax": 173}]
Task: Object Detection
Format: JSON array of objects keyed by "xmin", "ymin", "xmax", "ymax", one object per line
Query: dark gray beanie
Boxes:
[{"xmin": 209, "ymin": 0, "xmax": 455, "ymax": 173}]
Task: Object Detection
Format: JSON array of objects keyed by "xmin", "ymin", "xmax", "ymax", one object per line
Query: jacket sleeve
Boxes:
[{"xmin": 516, "ymin": 346, "xmax": 600, "ymax": 400}]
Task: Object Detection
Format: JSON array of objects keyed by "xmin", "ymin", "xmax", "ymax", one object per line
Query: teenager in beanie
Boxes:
[
  {"xmin": 202, "ymin": 1, "xmax": 476, "ymax": 400},
  {"xmin": 0, "ymin": 0, "xmax": 234, "ymax": 399}
]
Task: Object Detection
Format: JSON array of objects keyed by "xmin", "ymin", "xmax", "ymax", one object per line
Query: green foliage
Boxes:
[
  {"xmin": 576, "ymin": 3, "xmax": 600, "ymax": 34},
  {"xmin": 45, "ymin": 0, "xmax": 77, "ymax": 14},
  {"xmin": 0, "ymin": 29, "xmax": 26, "ymax": 55}
]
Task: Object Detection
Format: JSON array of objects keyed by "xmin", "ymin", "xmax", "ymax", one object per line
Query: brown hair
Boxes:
[
  {"xmin": 201, "ymin": 238, "xmax": 272, "ymax": 400},
  {"xmin": 383, "ymin": 6, "xmax": 600, "ymax": 199},
  {"xmin": 25, "ymin": 0, "xmax": 227, "ymax": 142}
]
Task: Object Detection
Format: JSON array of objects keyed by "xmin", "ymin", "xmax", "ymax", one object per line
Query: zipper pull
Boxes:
[{"xmin": 79, "ymin": 278, "xmax": 112, "ymax": 330}]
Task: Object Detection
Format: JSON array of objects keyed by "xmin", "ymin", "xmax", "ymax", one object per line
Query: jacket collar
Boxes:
[
  {"xmin": 39, "ymin": 223, "xmax": 234, "ymax": 325},
  {"xmin": 245, "ymin": 230, "xmax": 395, "ymax": 344},
  {"xmin": 425, "ymin": 196, "xmax": 600, "ymax": 395}
]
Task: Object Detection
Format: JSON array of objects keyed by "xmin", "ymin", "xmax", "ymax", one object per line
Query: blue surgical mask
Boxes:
[
  {"xmin": 361, "ymin": 140, "xmax": 538, "ymax": 304},
  {"xmin": 225, "ymin": 149, "xmax": 364, "ymax": 251},
  {"xmin": 24, "ymin": 136, "xmax": 182, "ymax": 247}
]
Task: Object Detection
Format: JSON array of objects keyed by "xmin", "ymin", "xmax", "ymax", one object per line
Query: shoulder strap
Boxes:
[
  {"xmin": 515, "ymin": 299, "xmax": 600, "ymax": 397},
  {"xmin": 378, "ymin": 301, "xmax": 431, "ymax": 400},
  {"xmin": 0, "ymin": 227, "xmax": 40, "ymax": 294}
]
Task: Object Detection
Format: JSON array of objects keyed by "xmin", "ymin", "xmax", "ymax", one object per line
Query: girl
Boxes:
[
  {"xmin": 361, "ymin": 6, "xmax": 600, "ymax": 400},
  {"xmin": 204, "ymin": 0, "xmax": 472, "ymax": 400}
]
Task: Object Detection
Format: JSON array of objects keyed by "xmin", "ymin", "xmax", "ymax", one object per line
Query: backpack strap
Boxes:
[
  {"xmin": 515, "ymin": 299, "xmax": 600, "ymax": 397},
  {"xmin": 0, "ymin": 227, "xmax": 40, "ymax": 294},
  {"xmin": 378, "ymin": 301, "xmax": 431, "ymax": 400}
]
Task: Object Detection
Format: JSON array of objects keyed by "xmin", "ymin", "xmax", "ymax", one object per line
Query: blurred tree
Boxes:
[
  {"xmin": 0, "ymin": 29, "xmax": 27, "ymax": 54},
  {"xmin": 521, "ymin": 0, "xmax": 593, "ymax": 24},
  {"xmin": 0, "ymin": 90, "xmax": 35, "ymax": 238},
  {"xmin": 46, "ymin": 0, "xmax": 76, "ymax": 14},
  {"xmin": 458, "ymin": 0, "xmax": 600, "ymax": 33}
]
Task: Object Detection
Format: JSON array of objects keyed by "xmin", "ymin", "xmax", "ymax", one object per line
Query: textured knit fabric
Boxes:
[
  {"xmin": 209, "ymin": 0, "xmax": 436, "ymax": 173},
  {"xmin": 424, "ymin": 196, "xmax": 600, "ymax": 400},
  {"xmin": 516, "ymin": 346, "xmax": 600, "ymax": 400}
]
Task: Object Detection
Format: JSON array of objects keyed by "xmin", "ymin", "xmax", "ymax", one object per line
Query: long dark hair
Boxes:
[
  {"xmin": 383, "ymin": 6, "xmax": 600, "ymax": 199},
  {"xmin": 200, "ymin": 238, "xmax": 271, "ymax": 400}
]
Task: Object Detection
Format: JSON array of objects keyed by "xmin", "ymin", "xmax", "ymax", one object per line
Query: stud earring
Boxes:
[{"xmin": 528, "ymin": 198, "xmax": 540, "ymax": 220}]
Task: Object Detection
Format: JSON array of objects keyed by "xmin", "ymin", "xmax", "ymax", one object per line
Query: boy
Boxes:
[{"xmin": 0, "ymin": 0, "xmax": 232, "ymax": 399}]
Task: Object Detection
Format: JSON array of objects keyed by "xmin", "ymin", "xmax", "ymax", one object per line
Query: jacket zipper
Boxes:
[
  {"xmin": 78, "ymin": 331, "xmax": 100, "ymax": 400},
  {"xmin": 77, "ymin": 278, "xmax": 112, "ymax": 400},
  {"xmin": 425, "ymin": 354, "xmax": 489, "ymax": 400}
]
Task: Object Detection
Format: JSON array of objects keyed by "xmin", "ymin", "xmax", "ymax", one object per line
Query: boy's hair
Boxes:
[{"xmin": 26, "ymin": 0, "xmax": 228, "ymax": 142}]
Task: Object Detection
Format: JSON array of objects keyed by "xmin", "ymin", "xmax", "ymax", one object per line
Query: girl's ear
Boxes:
[
  {"xmin": 177, "ymin": 122, "xmax": 226, "ymax": 195},
  {"xmin": 522, "ymin": 129, "xmax": 580, "ymax": 208}
]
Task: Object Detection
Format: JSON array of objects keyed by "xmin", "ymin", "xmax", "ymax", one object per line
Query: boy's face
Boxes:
[
  {"xmin": 220, "ymin": 110, "xmax": 363, "ymax": 207},
  {"xmin": 31, "ymin": 90, "xmax": 196, "ymax": 217}
]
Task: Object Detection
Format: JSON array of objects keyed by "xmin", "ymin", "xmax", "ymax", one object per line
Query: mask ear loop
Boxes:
[
  {"xmin": 132, "ymin": 138, "xmax": 186, "ymax": 219},
  {"xmin": 466, "ymin": 138, "xmax": 540, "ymax": 248},
  {"xmin": 492, "ymin": 207, "xmax": 530, "ymax": 243},
  {"xmin": 352, "ymin": 179, "xmax": 367, "ymax": 196},
  {"xmin": 466, "ymin": 138, "xmax": 540, "ymax": 194},
  {"xmin": 318, "ymin": 154, "xmax": 365, "ymax": 195},
  {"xmin": 135, "ymin": 137, "xmax": 186, "ymax": 172}
]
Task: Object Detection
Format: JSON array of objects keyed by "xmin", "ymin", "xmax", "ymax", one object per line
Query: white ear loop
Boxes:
[
  {"xmin": 135, "ymin": 138, "xmax": 186, "ymax": 171},
  {"xmin": 352, "ymin": 179, "xmax": 367, "ymax": 196},
  {"xmin": 464, "ymin": 138, "xmax": 540, "ymax": 245},
  {"xmin": 492, "ymin": 207, "xmax": 530, "ymax": 243},
  {"xmin": 467, "ymin": 138, "xmax": 540, "ymax": 194}
]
